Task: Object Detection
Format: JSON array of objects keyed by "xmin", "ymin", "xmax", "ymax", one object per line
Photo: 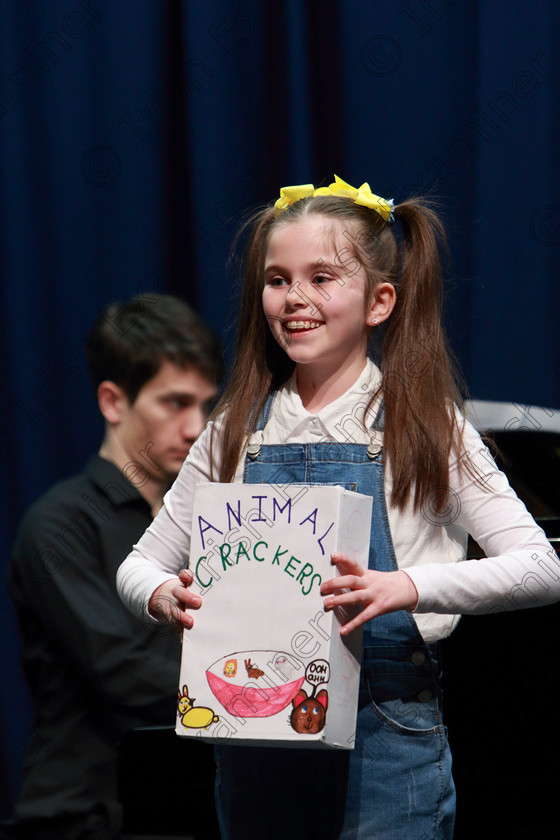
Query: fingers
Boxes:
[
  {"xmin": 175, "ymin": 570, "xmax": 202, "ymax": 609},
  {"xmin": 337, "ymin": 606, "xmax": 376, "ymax": 636},
  {"xmin": 321, "ymin": 573, "xmax": 365, "ymax": 597},
  {"xmin": 321, "ymin": 553, "xmax": 365, "ymax": 593},
  {"xmin": 320, "ymin": 553, "xmax": 367, "ymax": 599},
  {"xmin": 173, "ymin": 570, "xmax": 202, "ymax": 628},
  {"xmin": 321, "ymin": 586, "xmax": 370, "ymax": 637},
  {"xmin": 322, "ymin": 588, "xmax": 381, "ymax": 637},
  {"xmin": 148, "ymin": 571, "xmax": 202, "ymax": 631},
  {"xmin": 320, "ymin": 555, "xmax": 369, "ymax": 636},
  {"xmin": 323, "ymin": 587, "xmax": 369, "ymax": 607},
  {"xmin": 330, "ymin": 552, "xmax": 365, "ymax": 575},
  {"xmin": 320, "ymin": 558, "xmax": 419, "ymax": 636}
]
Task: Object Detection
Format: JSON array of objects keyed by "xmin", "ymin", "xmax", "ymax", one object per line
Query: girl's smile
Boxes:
[{"xmin": 283, "ymin": 318, "xmax": 324, "ymax": 332}]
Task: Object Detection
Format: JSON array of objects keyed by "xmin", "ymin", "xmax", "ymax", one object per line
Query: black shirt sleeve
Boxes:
[{"xmin": 9, "ymin": 474, "xmax": 180, "ymax": 730}]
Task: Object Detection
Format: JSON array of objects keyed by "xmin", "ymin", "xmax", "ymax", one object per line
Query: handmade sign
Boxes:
[{"xmin": 176, "ymin": 483, "xmax": 372, "ymax": 748}]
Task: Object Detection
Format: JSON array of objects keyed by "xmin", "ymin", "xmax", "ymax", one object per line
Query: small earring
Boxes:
[{"xmin": 369, "ymin": 317, "xmax": 379, "ymax": 326}]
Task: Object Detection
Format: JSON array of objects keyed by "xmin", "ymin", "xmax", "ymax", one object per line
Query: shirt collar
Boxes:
[
  {"xmin": 85, "ymin": 455, "xmax": 150, "ymax": 507},
  {"xmin": 274, "ymin": 359, "xmax": 382, "ymax": 441}
]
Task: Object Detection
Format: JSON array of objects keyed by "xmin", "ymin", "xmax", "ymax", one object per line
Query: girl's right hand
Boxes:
[{"xmin": 148, "ymin": 569, "xmax": 202, "ymax": 632}]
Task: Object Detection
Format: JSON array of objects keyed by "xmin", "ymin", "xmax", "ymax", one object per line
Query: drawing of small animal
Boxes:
[
  {"xmin": 223, "ymin": 658, "xmax": 238, "ymax": 677},
  {"xmin": 244, "ymin": 658, "xmax": 265, "ymax": 679},
  {"xmin": 177, "ymin": 685, "xmax": 219, "ymax": 729},
  {"xmin": 273, "ymin": 654, "xmax": 301, "ymax": 682},
  {"xmin": 290, "ymin": 689, "xmax": 328, "ymax": 734}
]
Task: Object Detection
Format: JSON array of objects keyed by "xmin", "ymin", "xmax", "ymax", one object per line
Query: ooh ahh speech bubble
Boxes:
[{"xmin": 305, "ymin": 659, "xmax": 330, "ymax": 687}]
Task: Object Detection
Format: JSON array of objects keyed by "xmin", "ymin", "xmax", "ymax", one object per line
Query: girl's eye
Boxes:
[
  {"xmin": 266, "ymin": 276, "xmax": 288, "ymax": 287},
  {"xmin": 313, "ymin": 274, "xmax": 332, "ymax": 284}
]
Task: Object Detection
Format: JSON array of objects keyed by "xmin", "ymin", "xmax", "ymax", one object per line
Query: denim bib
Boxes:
[{"xmin": 243, "ymin": 393, "xmax": 441, "ymax": 705}]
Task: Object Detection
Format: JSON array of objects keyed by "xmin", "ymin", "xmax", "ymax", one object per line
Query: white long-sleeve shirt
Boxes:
[{"xmin": 117, "ymin": 361, "xmax": 560, "ymax": 644}]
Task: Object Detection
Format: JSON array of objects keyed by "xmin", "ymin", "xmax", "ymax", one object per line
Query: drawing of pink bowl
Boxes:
[{"xmin": 206, "ymin": 651, "xmax": 305, "ymax": 718}]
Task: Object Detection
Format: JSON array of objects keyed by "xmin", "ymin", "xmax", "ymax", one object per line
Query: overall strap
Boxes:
[
  {"xmin": 252, "ymin": 392, "xmax": 276, "ymax": 432},
  {"xmin": 371, "ymin": 401, "xmax": 385, "ymax": 431}
]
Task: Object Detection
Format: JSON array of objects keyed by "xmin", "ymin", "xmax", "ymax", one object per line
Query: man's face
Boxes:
[{"xmin": 115, "ymin": 360, "xmax": 217, "ymax": 483}]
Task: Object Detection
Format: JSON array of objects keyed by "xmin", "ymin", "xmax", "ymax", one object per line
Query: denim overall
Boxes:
[{"xmin": 214, "ymin": 396, "xmax": 455, "ymax": 840}]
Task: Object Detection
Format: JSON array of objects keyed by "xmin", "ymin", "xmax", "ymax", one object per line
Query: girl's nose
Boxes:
[{"xmin": 286, "ymin": 284, "xmax": 307, "ymax": 308}]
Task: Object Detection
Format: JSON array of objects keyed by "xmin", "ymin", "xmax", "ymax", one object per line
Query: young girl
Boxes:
[{"xmin": 117, "ymin": 176, "xmax": 559, "ymax": 840}]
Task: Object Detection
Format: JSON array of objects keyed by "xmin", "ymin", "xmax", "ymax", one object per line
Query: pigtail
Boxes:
[
  {"xmin": 210, "ymin": 207, "xmax": 295, "ymax": 483},
  {"xmin": 381, "ymin": 200, "xmax": 463, "ymax": 513}
]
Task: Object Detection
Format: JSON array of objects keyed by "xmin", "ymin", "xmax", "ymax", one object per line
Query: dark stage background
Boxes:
[{"xmin": 1, "ymin": 0, "xmax": 559, "ymax": 830}]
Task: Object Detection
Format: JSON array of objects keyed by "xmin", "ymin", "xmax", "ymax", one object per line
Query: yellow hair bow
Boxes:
[
  {"xmin": 274, "ymin": 174, "xmax": 395, "ymax": 222},
  {"xmin": 274, "ymin": 184, "xmax": 316, "ymax": 214}
]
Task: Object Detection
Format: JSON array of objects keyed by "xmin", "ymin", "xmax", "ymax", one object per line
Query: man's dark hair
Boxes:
[{"xmin": 85, "ymin": 293, "xmax": 223, "ymax": 403}]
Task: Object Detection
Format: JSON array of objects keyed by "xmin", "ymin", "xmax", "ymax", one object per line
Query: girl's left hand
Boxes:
[{"xmin": 320, "ymin": 553, "xmax": 419, "ymax": 636}]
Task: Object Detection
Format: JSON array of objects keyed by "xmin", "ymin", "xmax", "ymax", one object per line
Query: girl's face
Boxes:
[{"xmin": 262, "ymin": 215, "xmax": 375, "ymax": 379}]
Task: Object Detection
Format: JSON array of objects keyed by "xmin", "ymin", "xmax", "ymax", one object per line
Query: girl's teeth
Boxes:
[{"xmin": 286, "ymin": 321, "xmax": 320, "ymax": 329}]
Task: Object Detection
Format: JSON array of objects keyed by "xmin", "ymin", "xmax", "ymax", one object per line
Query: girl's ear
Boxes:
[
  {"xmin": 366, "ymin": 282, "xmax": 396, "ymax": 327},
  {"xmin": 97, "ymin": 380, "xmax": 128, "ymax": 425}
]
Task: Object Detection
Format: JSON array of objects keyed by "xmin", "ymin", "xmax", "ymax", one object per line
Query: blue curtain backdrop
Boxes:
[{"xmin": 1, "ymin": 0, "xmax": 559, "ymax": 817}]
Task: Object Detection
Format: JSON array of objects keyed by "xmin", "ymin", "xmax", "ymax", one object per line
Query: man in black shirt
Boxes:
[{"xmin": 8, "ymin": 295, "xmax": 222, "ymax": 840}]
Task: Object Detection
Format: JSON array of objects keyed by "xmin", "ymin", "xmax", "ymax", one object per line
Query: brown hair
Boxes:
[
  {"xmin": 212, "ymin": 195, "xmax": 464, "ymax": 513},
  {"xmin": 86, "ymin": 293, "xmax": 223, "ymax": 403}
]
